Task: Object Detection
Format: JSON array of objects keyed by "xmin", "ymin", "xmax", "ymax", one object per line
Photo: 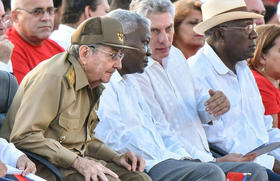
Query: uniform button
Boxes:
[{"xmin": 59, "ymin": 136, "xmax": 66, "ymax": 143}]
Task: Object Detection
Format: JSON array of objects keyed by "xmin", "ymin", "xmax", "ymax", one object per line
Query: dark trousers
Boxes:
[{"xmin": 266, "ymin": 169, "xmax": 280, "ymax": 181}]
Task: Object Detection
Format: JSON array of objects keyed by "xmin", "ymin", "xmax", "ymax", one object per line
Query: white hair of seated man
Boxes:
[
  {"xmin": 106, "ymin": 9, "xmax": 150, "ymax": 34},
  {"xmin": 130, "ymin": 0, "xmax": 175, "ymax": 18}
]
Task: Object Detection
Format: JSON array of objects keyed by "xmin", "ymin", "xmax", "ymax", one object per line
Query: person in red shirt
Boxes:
[
  {"xmin": 8, "ymin": 0, "xmax": 64, "ymax": 83},
  {"xmin": 248, "ymin": 24, "xmax": 280, "ymax": 128}
]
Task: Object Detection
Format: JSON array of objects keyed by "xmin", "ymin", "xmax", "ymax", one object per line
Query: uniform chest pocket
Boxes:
[{"xmin": 59, "ymin": 116, "xmax": 82, "ymax": 131}]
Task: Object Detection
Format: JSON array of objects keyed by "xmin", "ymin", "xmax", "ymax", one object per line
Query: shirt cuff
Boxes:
[
  {"xmin": 95, "ymin": 144, "xmax": 119, "ymax": 162},
  {"xmin": 10, "ymin": 148, "xmax": 24, "ymax": 168},
  {"xmin": 86, "ymin": 139, "xmax": 120, "ymax": 162},
  {"xmin": 55, "ymin": 146, "xmax": 78, "ymax": 168}
]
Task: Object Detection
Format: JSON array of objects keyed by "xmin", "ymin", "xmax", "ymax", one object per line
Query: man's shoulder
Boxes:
[
  {"xmin": 49, "ymin": 24, "xmax": 73, "ymax": 40},
  {"xmin": 169, "ymin": 46, "xmax": 187, "ymax": 62},
  {"xmin": 49, "ymin": 24, "xmax": 74, "ymax": 50},
  {"xmin": 6, "ymin": 28, "xmax": 26, "ymax": 47},
  {"xmin": 23, "ymin": 52, "xmax": 70, "ymax": 81},
  {"xmin": 188, "ymin": 47, "xmax": 209, "ymax": 70}
]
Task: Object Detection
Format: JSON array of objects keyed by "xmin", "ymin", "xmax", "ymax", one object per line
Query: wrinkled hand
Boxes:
[
  {"xmin": 73, "ymin": 156, "xmax": 118, "ymax": 181},
  {"xmin": 16, "ymin": 154, "xmax": 36, "ymax": 176},
  {"xmin": 0, "ymin": 161, "xmax": 7, "ymax": 178},
  {"xmin": 113, "ymin": 151, "xmax": 145, "ymax": 172},
  {"xmin": 217, "ymin": 153, "xmax": 257, "ymax": 162},
  {"xmin": 0, "ymin": 35, "xmax": 14, "ymax": 64},
  {"xmin": 205, "ymin": 89, "xmax": 230, "ymax": 117}
]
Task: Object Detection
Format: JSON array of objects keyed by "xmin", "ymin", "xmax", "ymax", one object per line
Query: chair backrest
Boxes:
[{"xmin": 0, "ymin": 70, "xmax": 18, "ymax": 127}]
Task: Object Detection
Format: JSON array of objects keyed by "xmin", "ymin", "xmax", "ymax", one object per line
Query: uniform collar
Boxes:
[
  {"xmin": 203, "ymin": 43, "xmax": 231, "ymax": 75},
  {"xmin": 146, "ymin": 46, "xmax": 175, "ymax": 70},
  {"xmin": 67, "ymin": 54, "xmax": 90, "ymax": 91}
]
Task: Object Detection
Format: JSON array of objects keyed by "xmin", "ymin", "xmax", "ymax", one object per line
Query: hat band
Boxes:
[{"xmin": 79, "ymin": 35, "xmax": 104, "ymax": 45}]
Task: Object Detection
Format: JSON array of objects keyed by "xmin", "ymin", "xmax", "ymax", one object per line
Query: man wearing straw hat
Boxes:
[
  {"xmin": 189, "ymin": 0, "xmax": 280, "ymax": 179},
  {"xmin": 1, "ymin": 16, "xmax": 151, "ymax": 181},
  {"xmin": 128, "ymin": 0, "xmax": 268, "ymax": 180}
]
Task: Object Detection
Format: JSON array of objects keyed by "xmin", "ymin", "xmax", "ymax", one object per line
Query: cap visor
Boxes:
[{"xmin": 102, "ymin": 42, "xmax": 139, "ymax": 50}]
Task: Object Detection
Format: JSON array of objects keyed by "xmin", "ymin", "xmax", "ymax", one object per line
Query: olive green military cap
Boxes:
[{"xmin": 71, "ymin": 16, "xmax": 135, "ymax": 49}]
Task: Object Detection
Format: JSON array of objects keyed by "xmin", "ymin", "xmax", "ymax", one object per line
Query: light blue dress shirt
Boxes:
[
  {"xmin": 95, "ymin": 72, "xmax": 191, "ymax": 171},
  {"xmin": 188, "ymin": 43, "xmax": 280, "ymax": 169},
  {"xmin": 132, "ymin": 46, "xmax": 215, "ymax": 162}
]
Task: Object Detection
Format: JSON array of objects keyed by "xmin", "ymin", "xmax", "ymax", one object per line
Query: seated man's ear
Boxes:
[
  {"xmin": 79, "ymin": 45, "xmax": 90, "ymax": 65},
  {"xmin": 80, "ymin": 45, "xmax": 90, "ymax": 57},
  {"xmin": 11, "ymin": 10, "xmax": 19, "ymax": 24}
]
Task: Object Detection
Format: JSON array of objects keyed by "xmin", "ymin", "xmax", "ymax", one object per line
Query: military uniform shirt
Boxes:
[{"xmin": 1, "ymin": 52, "xmax": 119, "ymax": 168}]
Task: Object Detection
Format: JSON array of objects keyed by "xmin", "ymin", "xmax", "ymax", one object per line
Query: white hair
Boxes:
[
  {"xmin": 106, "ymin": 9, "xmax": 150, "ymax": 34},
  {"xmin": 10, "ymin": 0, "xmax": 16, "ymax": 10},
  {"xmin": 277, "ymin": 1, "xmax": 280, "ymax": 22},
  {"xmin": 11, "ymin": 0, "xmax": 23, "ymax": 10},
  {"xmin": 129, "ymin": 0, "xmax": 175, "ymax": 18}
]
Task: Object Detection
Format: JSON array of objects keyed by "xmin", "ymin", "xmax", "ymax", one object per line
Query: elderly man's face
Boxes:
[
  {"xmin": 147, "ymin": 12, "xmax": 174, "ymax": 62},
  {"xmin": 12, "ymin": 0, "xmax": 54, "ymax": 45},
  {"xmin": 81, "ymin": 45, "xmax": 122, "ymax": 88},
  {"xmin": 219, "ymin": 19, "xmax": 257, "ymax": 61},
  {"xmin": 121, "ymin": 23, "xmax": 151, "ymax": 74}
]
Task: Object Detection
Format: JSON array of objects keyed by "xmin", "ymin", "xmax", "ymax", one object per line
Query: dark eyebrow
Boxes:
[
  {"xmin": 33, "ymin": 7, "xmax": 44, "ymax": 10},
  {"xmin": 167, "ymin": 24, "xmax": 173, "ymax": 29},
  {"xmin": 111, "ymin": 48, "xmax": 121, "ymax": 52},
  {"xmin": 151, "ymin": 28, "xmax": 160, "ymax": 31}
]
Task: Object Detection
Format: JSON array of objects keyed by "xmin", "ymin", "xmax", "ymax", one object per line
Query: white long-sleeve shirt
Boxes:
[
  {"xmin": 0, "ymin": 138, "xmax": 23, "ymax": 167},
  {"xmin": 50, "ymin": 24, "xmax": 75, "ymax": 50},
  {"xmin": 95, "ymin": 72, "xmax": 191, "ymax": 171},
  {"xmin": 0, "ymin": 60, "xmax": 13, "ymax": 73},
  {"xmin": 132, "ymin": 46, "xmax": 215, "ymax": 162},
  {"xmin": 188, "ymin": 43, "xmax": 279, "ymax": 169}
]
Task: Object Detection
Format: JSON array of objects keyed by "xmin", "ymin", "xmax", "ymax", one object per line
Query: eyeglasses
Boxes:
[
  {"xmin": 15, "ymin": 7, "xmax": 56, "ymax": 17},
  {"xmin": 0, "ymin": 14, "xmax": 11, "ymax": 27},
  {"xmin": 89, "ymin": 45, "xmax": 125, "ymax": 61},
  {"xmin": 219, "ymin": 23, "xmax": 256, "ymax": 34}
]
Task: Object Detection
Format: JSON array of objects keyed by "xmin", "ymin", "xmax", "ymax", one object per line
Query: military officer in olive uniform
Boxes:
[{"xmin": 0, "ymin": 16, "xmax": 151, "ymax": 181}]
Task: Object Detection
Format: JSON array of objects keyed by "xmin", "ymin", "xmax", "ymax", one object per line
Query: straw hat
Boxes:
[{"xmin": 194, "ymin": 0, "xmax": 263, "ymax": 35}]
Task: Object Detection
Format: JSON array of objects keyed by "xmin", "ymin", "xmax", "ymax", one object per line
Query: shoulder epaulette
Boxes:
[{"xmin": 65, "ymin": 66, "xmax": 75, "ymax": 88}]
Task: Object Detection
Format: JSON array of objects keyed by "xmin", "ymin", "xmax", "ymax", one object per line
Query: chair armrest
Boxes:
[
  {"xmin": 0, "ymin": 113, "xmax": 6, "ymax": 128},
  {"xmin": 20, "ymin": 150, "xmax": 63, "ymax": 181},
  {"xmin": 209, "ymin": 143, "xmax": 228, "ymax": 158}
]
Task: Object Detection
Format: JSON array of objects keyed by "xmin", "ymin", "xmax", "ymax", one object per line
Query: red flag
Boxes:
[{"xmin": 226, "ymin": 172, "xmax": 251, "ymax": 181}]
